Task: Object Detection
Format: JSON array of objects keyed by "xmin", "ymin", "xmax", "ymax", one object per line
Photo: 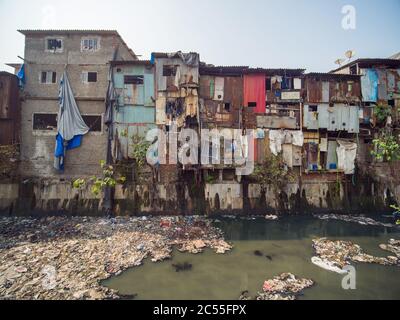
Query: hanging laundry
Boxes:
[
  {"xmin": 256, "ymin": 128, "xmax": 265, "ymax": 139},
  {"xmin": 54, "ymin": 71, "xmax": 89, "ymax": 171},
  {"xmin": 17, "ymin": 64, "xmax": 25, "ymax": 88},
  {"xmin": 174, "ymin": 66, "xmax": 181, "ymax": 88},
  {"xmin": 291, "ymin": 131, "xmax": 304, "ymax": 147},
  {"xmin": 269, "ymin": 130, "xmax": 285, "ymax": 156},
  {"xmin": 185, "ymin": 89, "xmax": 198, "ymax": 118},
  {"xmin": 320, "ymin": 138, "xmax": 328, "ymax": 152},
  {"xmin": 336, "ymin": 140, "xmax": 357, "ymax": 174}
]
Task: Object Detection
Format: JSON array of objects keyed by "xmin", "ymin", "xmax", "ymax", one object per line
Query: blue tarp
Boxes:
[
  {"xmin": 54, "ymin": 134, "xmax": 84, "ymax": 170},
  {"xmin": 17, "ymin": 64, "xmax": 25, "ymax": 88},
  {"xmin": 361, "ymin": 69, "xmax": 378, "ymax": 102}
]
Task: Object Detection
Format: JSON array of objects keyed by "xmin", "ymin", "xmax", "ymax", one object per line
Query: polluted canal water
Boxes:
[{"xmin": 102, "ymin": 216, "xmax": 400, "ymax": 300}]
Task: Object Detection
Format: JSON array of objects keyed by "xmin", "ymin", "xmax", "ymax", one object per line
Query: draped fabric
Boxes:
[{"xmin": 54, "ymin": 71, "xmax": 89, "ymax": 171}]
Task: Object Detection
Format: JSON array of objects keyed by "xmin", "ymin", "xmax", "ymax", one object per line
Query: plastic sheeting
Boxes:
[
  {"xmin": 336, "ymin": 140, "xmax": 357, "ymax": 175},
  {"xmin": 166, "ymin": 51, "xmax": 199, "ymax": 67},
  {"xmin": 361, "ymin": 69, "xmax": 378, "ymax": 102},
  {"xmin": 269, "ymin": 130, "xmax": 303, "ymax": 156},
  {"xmin": 54, "ymin": 71, "xmax": 89, "ymax": 171}
]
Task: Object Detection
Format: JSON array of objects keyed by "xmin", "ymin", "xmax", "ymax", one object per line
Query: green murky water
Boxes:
[{"xmin": 103, "ymin": 216, "xmax": 400, "ymax": 300}]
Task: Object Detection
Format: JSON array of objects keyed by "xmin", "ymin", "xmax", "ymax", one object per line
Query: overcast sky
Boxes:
[{"xmin": 0, "ymin": 0, "xmax": 399, "ymax": 72}]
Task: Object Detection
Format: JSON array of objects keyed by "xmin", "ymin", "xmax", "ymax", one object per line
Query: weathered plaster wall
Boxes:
[
  {"xmin": 0, "ymin": 174, "xmax": 393, "ymax": 216},
  {"xmin": 20, "ymin": 99, "xmax": 106, "ymax": 178}
]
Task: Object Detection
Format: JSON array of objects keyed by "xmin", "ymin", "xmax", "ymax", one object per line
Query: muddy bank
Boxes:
[{"xmin": 0, "ymin": 216, "xmax": 231, "ymax": 300}]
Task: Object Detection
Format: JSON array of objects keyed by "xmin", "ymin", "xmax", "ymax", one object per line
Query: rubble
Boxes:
[
  {"xmin": 314, "ymin": 214, "xmax": 396, "ymax": 228},
  {"xmin": 312, "ymin": 238, "xmax": 399, "ymax": 269},
  {"xmin": 256, "ymin": 273, "xmax": 314, "ymax": 300},
  {"xmin": 0, "ymin": 216, "xmax": 232, "ymax": 300}
]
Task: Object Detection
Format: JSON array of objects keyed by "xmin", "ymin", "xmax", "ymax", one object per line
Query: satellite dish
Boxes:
[
  {"xmin": 345, "ymin": 50, "xmax": 355, "ymax": 60},
  {"xmin": 335, "ymin": 59, "xmax": 346, "ymax": 66}
]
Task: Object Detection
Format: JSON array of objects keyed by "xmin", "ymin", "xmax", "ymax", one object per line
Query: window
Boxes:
[
  {"xmin": 81, "ymin": 38, "xmax": 99, "ymax": 52},
  {"xmin": 124, "ymin": 75, "xmax": 144, "ymax": 85},
  {"xmin": 347, "ymin": 81, "xmax": 353, "ymax": 92},
  {"xmin": 266, "ymin": 78, "xmax": 272, "ymax": 91},
  {"xmin": 349, "ymin": 65, "xmax": 357, "ymax": 75},
  {"xmin": 248, "ymin": 102, "xmax": 257, "ymax": 108},
  {"xmin": 163, "ymin": 65, "xmax": 177, "ymax": 77},
  {"xmin": 33, "ymin": 113, "xmax": 57, "ymax": 130},
  {"xmin": 40, "ymin": 71, "xmax": 57, "ymax": 84},
  {"xmin": 46, "ymin": 38, "xmax": 63, "ymax": 52},
  {"xmin": 224, "ymin": 103, "xmax": 231, "ymax": 112},
  {"xmin": 33, "ymin": 113, "xmax": 102, "ymax": 132},
  {"xmin": 82, "ymin": 115, "xmax": 102, "ymax": 132},
  {"xmin": 308, "ymin": 105, "xmax": 318, "ymax": 112},
  {"xmin": 82, "ymin": 72, "xmax": 98, "ymax": 83}
]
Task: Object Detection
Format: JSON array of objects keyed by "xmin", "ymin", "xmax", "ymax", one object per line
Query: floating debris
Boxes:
[
  {"xmin": 254, "ymin": 250, "xmax": 263, "ymax": 256},
  {"xmin": 256, "ymin": 273, "xmax": 314, "ymax": 300},
  {"xmin": 311, "ymin": 256, "xmax": 348, "ymax": 274},
  {"xmin": 312, "ymin": 238, "xmax": 399, "ymax": 269},
  {"xmin": 238, "ymin": 290, "xmax": 252, "ymax": 300},
  {"xmin": 172, "ymin": 262, "xmax": 193, "ymax": 272},
  {"xmin": 0, "ymin": 216, "xmax": 231, "ymax": 300},
  {"xmin": 314, "ymin": 214, "xmax": 396, "ymax": 228},
  {"xmin": 265, "ymin": 215, "xmax": 279, "ymax": 221}
]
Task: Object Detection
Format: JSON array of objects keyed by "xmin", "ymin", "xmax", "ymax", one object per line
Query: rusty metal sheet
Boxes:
[{"xmin": 306, "ymin": 78, "xmax": 322, "ymax": 103}]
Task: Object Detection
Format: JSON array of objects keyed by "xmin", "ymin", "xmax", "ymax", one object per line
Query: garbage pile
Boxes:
[
  {"xmin": 312, "ymin": 238, "xmax": 399, "ymax": 269},
  {"xmin": 314, "ymin": 214, "xmax": 396, "ymax": 228},
  {"xmin": 0, "ymin": 216, "xmax": 232, "ymax": 300},
  {"xmin": 256, "ymin": 273, "xmax": 314, "ymax": 300}
]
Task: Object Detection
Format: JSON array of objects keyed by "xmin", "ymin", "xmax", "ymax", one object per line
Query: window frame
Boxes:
[
  {"xmin": 81, "ymin": 37, "xmax": 100, "ymax": 52},
  {"xmin": 32, "ymin": 112, "xmax": 104, "ymax": 135},
  {"xmin": 39, "ymin": 71, "xmax": 57, "ymax": 84},
  {"xmin": 81, "ymin": 71, "xmax": 98, "ymax": 83},
  {"xmin": 45, "ymin": 37, "xmax": 64, "ymax": 53}
]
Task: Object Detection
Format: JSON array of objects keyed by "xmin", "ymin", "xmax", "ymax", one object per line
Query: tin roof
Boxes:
[
  {"xmin": 306, "ymin": 72, "xmax": 361, "ymax": 80},
  {"xmin": 330, "ymin": 58, "xmax": 400, "ymax": 73}
]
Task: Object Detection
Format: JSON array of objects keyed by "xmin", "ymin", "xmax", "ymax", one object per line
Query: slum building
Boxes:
[
  {"xmin": 254, "ymin": 68, "xmax": 305, "ymax": 168},
  {"xmin": 0, "ymin": 71, "xmax": 20, "ymax": 178},
  {"xmin": 331, "ymin": 58, "xmax": 400, "ymax": 126},
  {"xmin": 302, "ymin": 72, "xmax": 361, "ymax": 173},
  {"xmin": 151, "ymin": 51, "xmax": 200, "ymax": 185},
  {"xmin": 110, "ymin": 60, "xmax": 156, "ymax": 161},
  {"xmin": 330, "ymin": 58, "xmax": 400, "ymax": 178},
  {"xmin": 198, "ymin": 65, "xmax": 246, "ymax": 184},
  {"xmin": 15, "ymin": 30, "xmax": 137, "ymax": 178},
  {"xmin": 0, "ymin": 71, "xmax": 20, "ymax": 146}
]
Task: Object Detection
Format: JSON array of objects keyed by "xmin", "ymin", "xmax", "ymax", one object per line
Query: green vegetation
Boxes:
[
  {"xmin": 374, "ymin": 104, "xmax": 392, "ymax": 124},
  {"xmin": 73, "ymin": 160, "xmax": 126, "ymax": 196},
  {"xmin": 251, "ymin": 154, "xmax": 295, "ymax": 189},
  {"xmin": 131, "ymin": 136, "xmax": 151, "ymax": 171},
  {"xmin": 371, "ymin": 133, "xmax": 400, "ymax": 162}
]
